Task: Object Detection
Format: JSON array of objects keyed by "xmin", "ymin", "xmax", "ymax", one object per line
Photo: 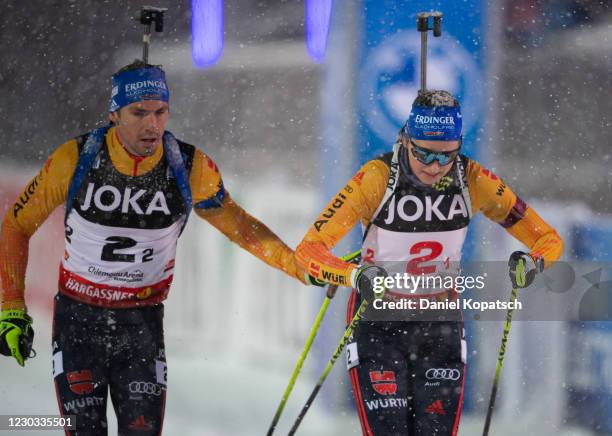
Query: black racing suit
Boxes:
[
  {"xmin": 53, "ymin": 294, "xmax": 167, "ymax": 436},
  {"xmin": 346, "ymin": 291, "xmax": 465, "ymax": 436}
]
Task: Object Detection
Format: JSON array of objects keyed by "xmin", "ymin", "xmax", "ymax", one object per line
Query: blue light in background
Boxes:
[
  {"xmin": 191, "ymin": 0, "xmax": 224, "ymax": 68},
  {"xmin": 305, "ymin": 0, "xmax": 333, "ymax": 62}
]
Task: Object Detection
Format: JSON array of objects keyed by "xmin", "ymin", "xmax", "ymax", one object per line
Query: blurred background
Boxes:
[{"xmin": 0, "ymin": 0, "xmax": 611, "ymax": 435}]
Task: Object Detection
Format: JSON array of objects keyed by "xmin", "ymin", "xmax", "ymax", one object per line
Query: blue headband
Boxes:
[
  {"xmin": 109, "ymin": 67, "xmax": 169, "ymax": 112},
  {"xmin": 405, "ymin": 104, "xmax": 462, "ymax": 141}
]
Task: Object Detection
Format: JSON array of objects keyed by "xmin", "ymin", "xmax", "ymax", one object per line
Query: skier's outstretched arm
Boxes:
[
  {"xmin": 295, "ymin": 159, "xmax": 388, "ymax": 287},
  {"xmin": 191, "ymin": 150, "xmax": 307, "ymax": 284}
]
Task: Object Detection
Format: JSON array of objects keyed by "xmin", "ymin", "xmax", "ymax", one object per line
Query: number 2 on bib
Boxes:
[
  {"xmin": 101, "ymin": 236, "xmax": 154, "ymax": 263},
  {"xmin": 406, "ymin": 241, "xmax": 443, "ymax": 275}
]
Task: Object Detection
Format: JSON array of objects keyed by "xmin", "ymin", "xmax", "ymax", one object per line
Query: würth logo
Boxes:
[
  {"xmin": 309, "ymin": 263, "xmax": 321, "ymax": 278},
  {"xmin": 369, "ymin": 371, "xmax": 397, "ymax": 396},
  {"xmin": 67, "ymin": 370, "xmax": 94, "ymax": 395}
]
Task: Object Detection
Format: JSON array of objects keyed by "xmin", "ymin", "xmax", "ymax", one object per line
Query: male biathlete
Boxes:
[
  {"xmin": 296, "ymin": 90, "xmax": 564, "ymax": 435},
  {"xmin": 0, "ymin": 61, "xmax": 307, "ymax": 435}
]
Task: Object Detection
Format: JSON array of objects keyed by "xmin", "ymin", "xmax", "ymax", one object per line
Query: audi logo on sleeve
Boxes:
[{"xmin": 425, "ymin": 368, "xmax": 462, "ymax": 381}]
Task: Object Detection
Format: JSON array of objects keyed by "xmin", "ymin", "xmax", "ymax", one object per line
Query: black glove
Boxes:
[
  {"xmin": 0, "ymin": 309, "xmax": 35, "ymax": 366},
  {"xmin": 355, "ymin": 265, "xmax": 389, "ymax": 299},
  {"xmin": 508, "ymin": 251, "xmax": 543, "ymax": 289}
]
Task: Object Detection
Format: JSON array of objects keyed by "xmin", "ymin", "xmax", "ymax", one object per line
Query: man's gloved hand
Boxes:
[
  {"xmin": 508, "ymin": 251, "xmax": 543, "ymax": 289},
  {"xmin": 355, "ymin": 265, "xmax": 389, "ymax": 299},
  {"xmin": 0, "ymin": 309, "xmax": 35, "ymax": 366}
]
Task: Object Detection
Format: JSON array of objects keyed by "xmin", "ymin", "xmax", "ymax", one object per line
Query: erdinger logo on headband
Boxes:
[
  {"xmin": 414, "ymin": 115, "xmax": 455, "ymax": 125},
  {"xmin": 109, "ymin": 66, "xmax": 169, "ymax": 112},
  {"xmin": 407, "ymin": 105, "xmax": 462, "ymax": 141},
  {"xmin": 125, "ymin": 80, "xmax": 168, "ymax": 95}
]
